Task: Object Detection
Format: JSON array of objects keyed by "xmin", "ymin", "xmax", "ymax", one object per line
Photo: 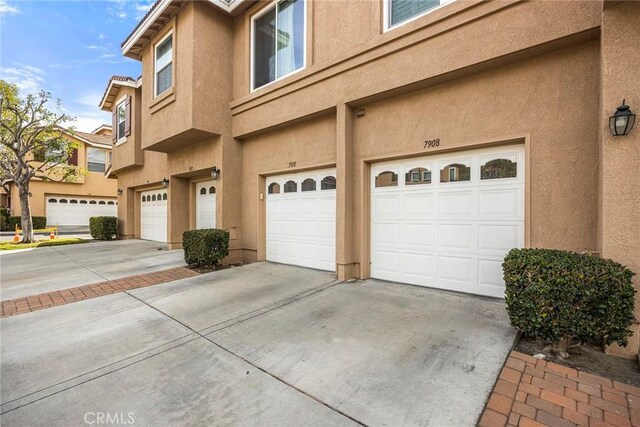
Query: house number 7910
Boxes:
[{"xmin": 424, "ymin": 139, "xmax": 440, "ymax": 149}]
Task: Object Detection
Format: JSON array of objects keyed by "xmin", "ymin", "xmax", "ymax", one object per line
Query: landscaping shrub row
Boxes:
[
  {"xmin": 1, "ymin": 214, "xmax": 47, "ymax": 231},
  {"xmin": 504, "ymin": 248, "xmax": 636, "ymax": 355},
  {"xmin": 183, "ymin": 228, "xmax": 229, "ymax": 268},
  {"xmin": 89, "ymin": 216, "xmax": 118, "ymax": 240}
]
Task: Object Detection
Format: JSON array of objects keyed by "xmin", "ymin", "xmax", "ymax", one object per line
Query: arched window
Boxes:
[
  {"xmin": 89, "ymin": 200, "xmax": 97, "ymax": 204},
  {"xmin": 59, "ymin": 199, "xmax": 67, "ymax": 203},
  {"xmin": 301, "ymin": 178, "xmax": 316, "ymax": 192},
  {"xmin": 79, "ymin": 200, "xmax": 88, "ymax": 204},
  {"xmin": 268, "ymin": 182, "xmax": 280, "ymax": 194},
  {"xmin": 98, "ymin": 201, "xmax": 106, "ymax": 205},
  {"xmin": 162, "ymin": 193, "xmax": 167, "ymax": 200},
  {"xmin": 152, "ymin": 195, "xmax": 157, "ymax": 201},
  {"xmin": 405, "ymin": 167, "xmax": 431, "ymax": 185},
  {"xmin": 157, "ymin": 193, "xmax": 162, "ymax": 200},
  {"xmin": 48, "ymin": 198, "xmax": 57, "ymax": 203},
  {"xmin": 208, "ymin": 186, "xmax": 215, "ymax": 194},
  {"xmin": 284, "ymin": 180, "xmax": 297, "ymax": 193},
  {"xmin": 440, "ymin": 162, "xmax": 471, "ymax": 183},
  {"xmin": 70, "ymin": 199, "xmax": 78, "ymax": 204},
  {"xmin": 375, "ymin": 171, "xmax": 398, "ymax": 187},
  {"xmin": 481, "ymin": 158, "xmax": 517, "ymax": 180},
  {"xmin": 321, "ymin": 176, "xmax": 336, "ymax": 190},
  {"xmin": 200, "ymin": 187, "xmax": 207, "ymax": 195},
  {"xmin": 107, "ymin": 201, "xmax": 114, "ymax": 205}
]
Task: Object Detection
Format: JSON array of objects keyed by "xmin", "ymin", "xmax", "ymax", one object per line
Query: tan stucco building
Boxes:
[
  {"xmin": 101, "ymin": 0, "xmax": 640, "ymax": 357},
  {"xmin": 6, "ymin": 126, "xmax": 118, "ymax": 226}
]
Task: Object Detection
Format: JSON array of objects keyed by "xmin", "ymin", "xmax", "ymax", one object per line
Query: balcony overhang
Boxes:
[
  {"xmin": 121, "ymin": 0, "xmax": 250, "ymax": 59},
  {"xmin": 143, "ymin": 128, "xmax": 218, "ymax": 153}
]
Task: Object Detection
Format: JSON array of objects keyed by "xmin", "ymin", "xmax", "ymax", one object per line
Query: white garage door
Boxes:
[
  {"xmin": 140, "ymin": 189, "xmax": 167, "ymax": 242},
  {"xmin": 196, "ymin": 180, "xmax": 216, "ymax": 229},
  {"xmin": 266, "ymin": 169, "xmax": 336, "ymax": 271},
  {"xmin": 47, "ymin": 196, "xmax": 117, "ymax": 226},
  {"xmin": 371, "ymin": 145, "xmax": 525, "ymax": 298}
]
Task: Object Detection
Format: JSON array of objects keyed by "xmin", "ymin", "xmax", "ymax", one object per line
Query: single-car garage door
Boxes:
[
  {"xmin": 266, "ymin": 169, "xmax": 336, "ymax": 271},
  {"xmin": 47, "ymin": 196, "xmax": 117, "ymax": 226},
  {"xmin": 140, "ymin": 189, "xmax": 167, "ymax": 242},
  {"xmin": 371, "ymin": 145, "xmax": 524, "ymax": 298}
]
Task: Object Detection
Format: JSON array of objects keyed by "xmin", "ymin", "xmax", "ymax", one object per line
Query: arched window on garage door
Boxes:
[
  {"xmin": 209, "ymin": 186, "xmax": 215, "ymax": 194},
  {"xmin": 107, "ymin": 201, "xmax": 115, "ymax": 205},
  {"xmin": 321, "ymin": 176, "xmax": 336, "ymax": 190},
  {"xmin": 59, "ymin": 199, "xmax": 68, "ymax": 203},
  {"xmin": 268, "ymin": 182, "xmax": 280, "ymax": 194},
  {"xmin": 90, "ymin": 200, "xmax": 97, "ymax": 204},
  {"xmin": 99, "ymin": 201, "xmax": 106, "ymax": 205},
  {"xmin": 284, "ymin": 180, "xmax": 297, "ymax": 193},
  {"xmin": 80, "ymin": 200, "xmax": 88, "ymax": 204},
  {"xmin": 301, "ymin": 178, "xmax": 316, "ymax": 192},
  {"xmin": 70, "ymin": 199, "xmax": 78, "ymax": 204},
  {"xmin": 375, "ymin": 171, "xmax": 398, "ymax": 187},
  {"xmin": 162, "ymin": 193, "xmax": 167, "ymax": 200},
  {"xmin": 48, "ymin": 198, "xmax": 57, "ymax": 203},
  {"xmin": 200, "ymin": 187, "xmax": 206, "ymax": 195}
]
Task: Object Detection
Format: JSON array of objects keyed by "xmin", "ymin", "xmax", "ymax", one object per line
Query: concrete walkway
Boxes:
[
  {"xmin": 0, "ymin": 262, "xmax": 516, "ymax": 426},
  {"xmin": 0, "ymin": 240, "xmax": 185, "ymax": 300}
]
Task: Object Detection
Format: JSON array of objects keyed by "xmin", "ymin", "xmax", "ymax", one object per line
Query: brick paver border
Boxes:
[
  {"xmin": 479, "ymin": 351, "xmax": 640, "ymax": 427},
  {"xmin": 1, "ymin": 267, "xmax": 200, "ymax": 318}
]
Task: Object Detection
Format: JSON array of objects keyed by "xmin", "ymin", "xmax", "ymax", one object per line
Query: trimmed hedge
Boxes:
[
  {"xmin": 504, "ymin": 248, "xmax": 636, "ymax": 352},
  {"xmin": 89, "ymin": 216, "xmax": 118, "ymax": 240},
  {"xmin": 0, "ymin": 209, "xmax": 9, "ymax": 231},
  {"xmin": 4, "ymin": 216, "xmax": 47, "ymax": 230},
  {"xmin": 183, "ymin": 229, "xmax": 229, "ymax": 268}
]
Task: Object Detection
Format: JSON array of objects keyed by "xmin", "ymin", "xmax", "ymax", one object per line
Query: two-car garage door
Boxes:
[
  {"xmin": 47, "ymin": 196, "xmax": 117, "ymax": 226},
  {"xmin": 370, "ymin": 145, "xmax": 525, "ymax": 298}
]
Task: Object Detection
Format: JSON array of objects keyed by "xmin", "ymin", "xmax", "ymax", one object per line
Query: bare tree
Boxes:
[{"xmin": 0, "ymin": 80, "xmax": 80, "ymax": 243}]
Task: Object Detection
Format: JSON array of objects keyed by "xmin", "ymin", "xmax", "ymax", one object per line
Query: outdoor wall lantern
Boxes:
[
  {"xmin": 117, "ymin": 189, "xmax": 123, "ymax": 196},
  {"xmin": 609, "ymin": 100, "xmax": 636, "ymax": 136},
  {"xmin": 161, "ymin": 178, "xmax": 169, "ymax": 188},
  {"xmin": 210, "ymin": 166, "xmax": 221, "ymax": 180}
]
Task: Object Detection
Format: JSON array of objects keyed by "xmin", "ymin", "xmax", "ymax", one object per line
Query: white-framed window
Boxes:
[
  {"xmin": 154, "ymin": 32, "xmax": 173, "ymax": 97},
  {"xmin": 251, "ymin": 0, "xmax": 306, "ymax": 91},
  {"xmin": 87, "ymin": 147, "xmax": 107, "ymax": 173},
  {"xmin": 385, "ymin": 0, "xmax": 453, "ymax": 31},
  {"xmin": 116, "ymin": 100, "xmax": 126, "ymax": 141}
]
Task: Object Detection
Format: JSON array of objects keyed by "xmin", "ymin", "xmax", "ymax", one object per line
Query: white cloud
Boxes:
[
  {"xmin": 98, "ymin": 34, "xmax": 107, "ymax": 40},
  {"xmin": 85, "ymin": 45, "xmax": 99, "ymax": 50},
  {"xmin": 0, "ymin": 65, "xmax": 45, "ymax": 95},
  {"xmin": 0, "ymin": 0, "xmax": 19, "ymax": 15}
]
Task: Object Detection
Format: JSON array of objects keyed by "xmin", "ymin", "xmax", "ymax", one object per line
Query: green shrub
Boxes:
[
  {"xmin": 503, "ymin": 248, "xmax": 636, "ymax": 356},
  {"xmin": 183, "ymin": 229, "xmax": 229, "ymax": 268},
  {"xmin": 0, "ymin": 208, "xmax": 9, "ymax": 231},
  {"xmin": 89, "ymin": 216, "xmax": 118, "ymax": 240},
  {"xmin": 5, "ymin": 216, "xmax": 47, "ymax": 230}
]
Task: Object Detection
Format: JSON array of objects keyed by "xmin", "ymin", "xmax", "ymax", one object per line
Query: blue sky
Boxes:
[{"xmin": 0, "ymin": 0, "xmax": 153, "ymax": 132}]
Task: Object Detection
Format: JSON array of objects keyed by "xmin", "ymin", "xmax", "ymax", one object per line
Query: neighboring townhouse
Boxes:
[
  {"xmin": 7, "ymin": 126, "xmax": 118, "ymax": 226},
  {"xmin": 101, "ymin": 0, "xmax": 640, "ymax": 356}
]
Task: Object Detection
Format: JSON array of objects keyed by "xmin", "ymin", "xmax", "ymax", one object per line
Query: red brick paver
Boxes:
[
  {"xmin": 480, "ymin": 351, "xmax": 640, "ymax": 427},
  {"xmin": 1, "ymin": 267, "xmax": 200, "ymax": 318}
]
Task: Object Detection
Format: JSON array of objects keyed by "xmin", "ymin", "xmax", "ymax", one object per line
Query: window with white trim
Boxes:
[
  {"xmin": 251, "ymin": 0, "xmax": 305, "ymax": 90},
  {"xmin": 116, "ymin": 101, "xmax": 126, "ymax": 140},
  {"xmin": 387, "ymin": 0, "xmax": 452, "ymax": 29},
  {"xmin": 155, "ymin": 33, "xmax": 173, "ymax": 96},
  {"xmin": 87, "ymin": 147, "xmax": 107, "ymax": 173}
]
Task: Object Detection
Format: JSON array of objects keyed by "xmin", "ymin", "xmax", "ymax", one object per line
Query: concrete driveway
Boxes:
[
  {"xmin": 0, "ymin": 240, "xmax": 185, "ymax": 300},
  {"xmin": 0, "ymin": 263, "xmax": 516, "ymax": 426}
]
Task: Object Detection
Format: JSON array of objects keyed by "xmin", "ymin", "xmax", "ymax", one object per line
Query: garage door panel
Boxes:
[
  {"xmin": 478, "ymin": 188, "xmax": 521, "ymax": 218},
  {"xmin": 438, "ymin": 191, "xmax": 474, "ymax": 216},
  {"xmin": 371, "ymin": 145, "xmax": 524, "ymax": 297},
  {"xmin": 478, "ymin": 224, "xmax": 520, "ymax": 252},
  {"xmin": 403, "ymin": 223, "xmax": 435, "ymax": 247},
  {"xmin": 438, "ymin": 224, "xmax": 473, "ymax": 250},
  {"xmin": 140, "ymin": 190, "xmax": 167, "ymax": 242},
  {"xmin": 266, "ymin": 169, "xmax": 336, "ymax": 272},
  {"xmin": 47, "ymin": 196, "xmax": 117, "ymax": 226}
]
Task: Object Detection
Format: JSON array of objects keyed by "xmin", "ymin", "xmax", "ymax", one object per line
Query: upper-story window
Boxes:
[
  {"xmin": 116, "ymin": 101, "xmax": 126, "ymax": 141},
  {"xmin": 87, "ymin": 147, "xmax": 107, "ymax": 173},
  {"xmin": 251, "ymin": 0, "xmax": 305, "ymax": 91},
  {"xmin": 155, "ymin": 32, "xmax": 173, "ymax": 96},
  {"xmin": 386, "ymin": 0, "xmax": 452, "ymax": 30}
]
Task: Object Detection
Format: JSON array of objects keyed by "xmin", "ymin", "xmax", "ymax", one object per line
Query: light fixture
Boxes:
[
  {"xmin": 117, "ymin": 189, "xmax": 123, "ymax": 196},
  {"xmin": 161, "ymin": 178, "xmax": 169, "ymax": 188},
  {"xmin": 609, "ymin": 100, "xmax": 636, "ymax": 137},
  {"xmin": 210, "ymin": 166, "xmax": 221, "ymax": 180}
]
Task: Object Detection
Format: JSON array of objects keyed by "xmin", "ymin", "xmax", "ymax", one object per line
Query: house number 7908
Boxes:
[{"xmin": 424, "ymin": 139, "xmax": 440, "ymax": 149}]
